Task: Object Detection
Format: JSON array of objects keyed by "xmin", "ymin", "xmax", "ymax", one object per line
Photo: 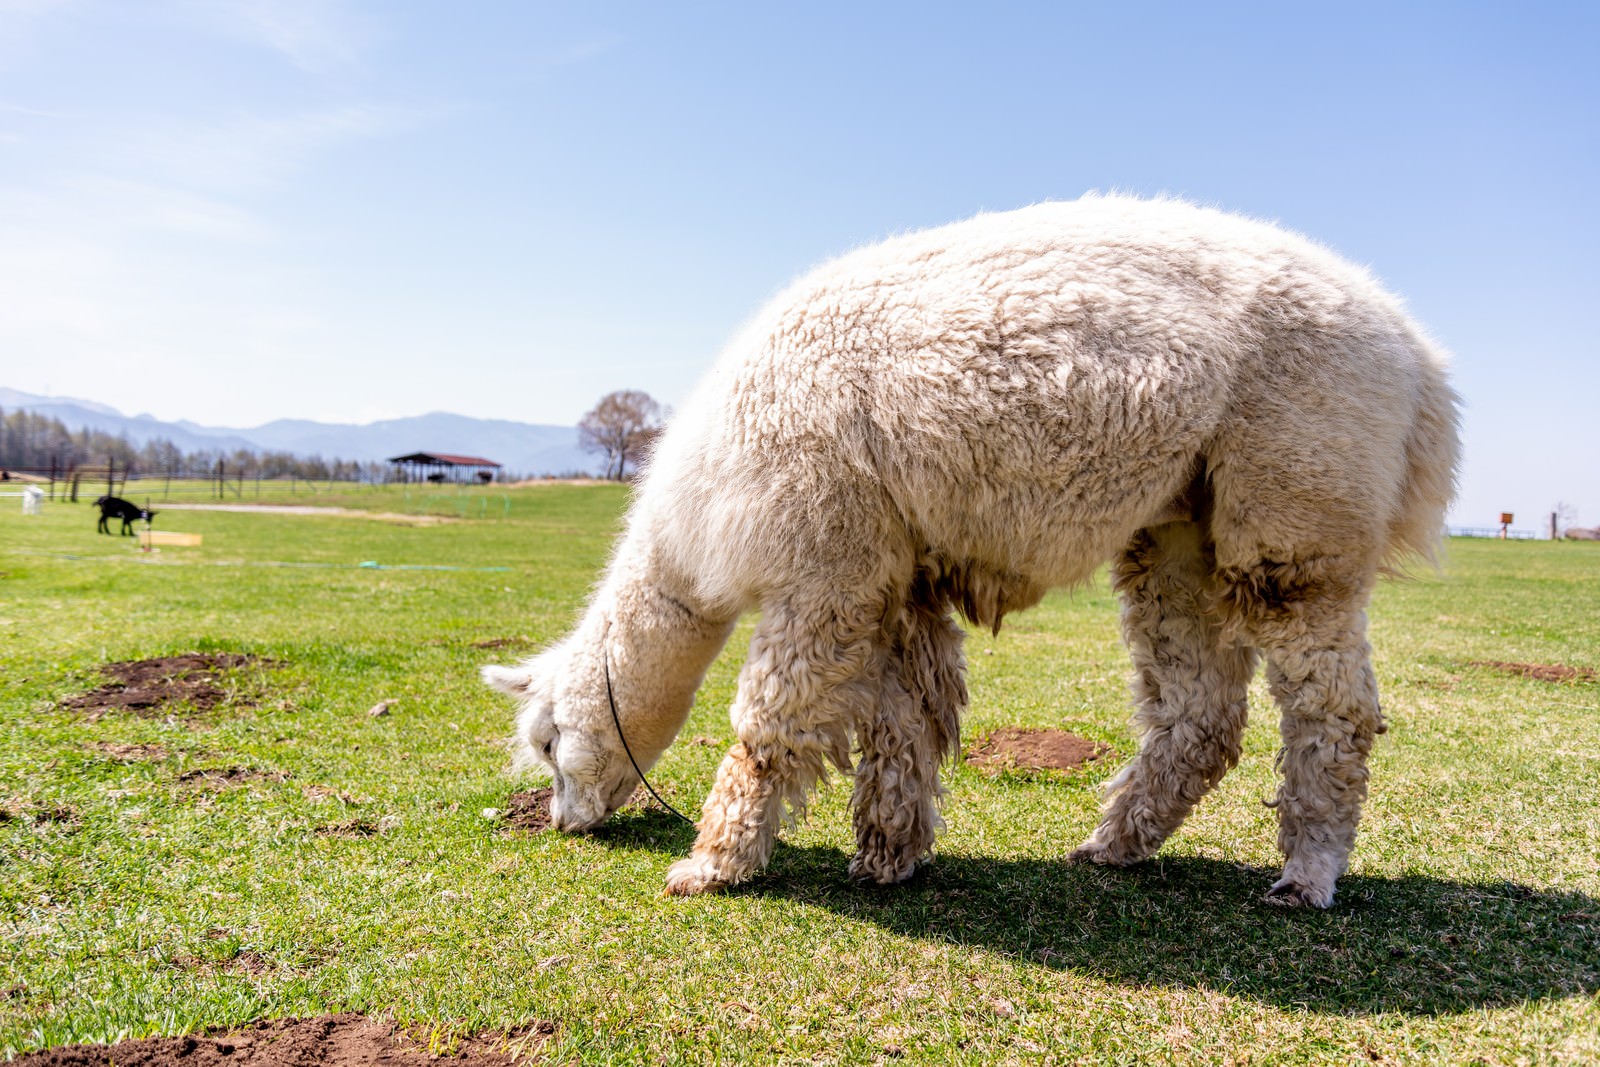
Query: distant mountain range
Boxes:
[{"xmin": 0, "ymin": 388, "xmax": 601, "ymax": 477}]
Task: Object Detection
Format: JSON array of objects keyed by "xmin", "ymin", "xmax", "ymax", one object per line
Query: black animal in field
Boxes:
[{"xmin": 95, "ymin": 495, "xmax": 156, "ymax": 536}]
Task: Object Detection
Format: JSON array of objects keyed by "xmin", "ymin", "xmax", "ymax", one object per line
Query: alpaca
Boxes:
[{"xmin": 485, "ymin": 195, "xmax": 1460, "ymax": 908}]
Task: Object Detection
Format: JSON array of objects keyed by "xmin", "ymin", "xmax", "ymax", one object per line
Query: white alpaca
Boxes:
[{"xmin": 485, "ymin": 195, "xmax": 1460, "ymax": 908}]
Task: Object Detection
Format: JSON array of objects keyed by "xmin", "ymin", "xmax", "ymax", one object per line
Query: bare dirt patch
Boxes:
[
  {"xmin": 501, "ymin": 787, "xmax": 657, "ymax": 833},
  {"xmin": 504, "ymin": 788, "xmax": 554, "ymax": 832},
  {"xmin": 965, "ymin": 727, "xmax": 1111, "ymax": 773},
  {"xmin": 11, "ymin": 1013, "xmax": 555, "ymax": 1066},
  {"xmin": 0, "ymin": 798, "xmax": 80, "ymax": 828},
  {"xmin": 86, "ymin": 741, "xmax": 170, "ymax": 762},
  {"xmin": 315, "ymin": 818, "xmax": 382, "ymax": 838},
  {"xmin": 1469, "ymin": 660, "xmax": 1596, "ymax": 684},
  {"xmin": 59, "ymin": 653, "xmax": 273, "ymax": 719},
  {"xmin": 167, "ymin": 950, "xmax": 278, "ymax": 979},
  {"xmin": 303, "ymin": 784, "xmax": 366, "ymax": 806},
  {"xmin": 177, "ymin": 767, "xmax": 292, "ymax": 789},
  {"xmin": 470, "ymin": 637, "xmax": 534, "ymax": 650}
]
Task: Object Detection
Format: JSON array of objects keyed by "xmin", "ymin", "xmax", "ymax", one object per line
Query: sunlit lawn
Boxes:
[{"xmin": 2, "ymin": 485, "xmax": 1596, "ymax": 1063}]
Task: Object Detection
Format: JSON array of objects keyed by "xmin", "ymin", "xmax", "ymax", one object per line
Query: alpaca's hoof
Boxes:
[
  {"xmin": 847, "ymin": 850, "xmax": 921, "ymax": 886},
  {"xmin": 1067, "ymin": 840, "xmax": 1139, "ymax": 867},
  {"xmin": 664, "ymin": 855, "xmax": 731, "ymax": 896},
  {"xmin": 1265, "ymin": 877, "xmax": 1335, "ymax": 909},
  {"xmin": 1067, "ymin": 844, "xmax": 1109, "ymax": 865}
]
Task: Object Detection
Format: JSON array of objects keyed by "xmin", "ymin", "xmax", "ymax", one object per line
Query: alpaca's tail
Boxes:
[{"xmin": 1385, "ymin": 341, "xmax": 1462, "ymax": 569}]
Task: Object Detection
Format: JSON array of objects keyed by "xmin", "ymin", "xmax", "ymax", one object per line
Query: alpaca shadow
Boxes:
[
  {"xmin": 595, "ymin": 814, "xmax": 1598, "ymax": 1018},
  {"xmin": 766, "ymin": 848, "xmax": 1599, "ymax": 1017}
]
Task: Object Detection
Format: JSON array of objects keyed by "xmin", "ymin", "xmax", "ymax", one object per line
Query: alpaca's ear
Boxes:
[{"xmin": 482, "ymin": 664, "xmax": 535, "ymax": 695}]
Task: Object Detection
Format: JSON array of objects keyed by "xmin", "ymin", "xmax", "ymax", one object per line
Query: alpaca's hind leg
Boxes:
[
  {"xmin": 1252, "ymin": 592, "xmax": 1384, "ymax": 909},
  {"xmin": 1070, "ymin": 522, "xmax": 1258, "ymax": 867},
  {"xmin": 849, "ymin": 602, "xmax": 966, "ymax": 885},
  {"xmin": 665, "ymin": 595, "xmax": 879, "ymax": 896}
]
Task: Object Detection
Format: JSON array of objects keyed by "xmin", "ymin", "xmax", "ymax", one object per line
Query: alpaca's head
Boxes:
[{"xmin": 482, "ymin": 642, "xmax": 642, "ymax": 832}]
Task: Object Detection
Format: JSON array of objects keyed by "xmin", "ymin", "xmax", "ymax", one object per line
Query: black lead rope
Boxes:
[{"xmin": 602, "ymin": 635, "xmax": 697, "ymax": 827}]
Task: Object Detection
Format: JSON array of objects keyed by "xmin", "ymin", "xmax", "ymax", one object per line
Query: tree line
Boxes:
[
  {"xmin": 0, "ymin": 407, "xmax": 379, "ymax": 482},
  {"xmin": 4, "ymin": 388, "xmax": 672, "ymax": 486}
]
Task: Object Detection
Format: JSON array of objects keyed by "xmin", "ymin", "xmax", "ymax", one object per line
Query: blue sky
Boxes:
[{"xmin": 1, "ymin": 1, "xmax": 1596, "ymax": 529}]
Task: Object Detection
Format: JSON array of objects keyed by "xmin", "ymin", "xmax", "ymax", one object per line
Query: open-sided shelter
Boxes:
[{"xmin": 387, "ymin": 451, "xmax": 503, "ymax": 484}]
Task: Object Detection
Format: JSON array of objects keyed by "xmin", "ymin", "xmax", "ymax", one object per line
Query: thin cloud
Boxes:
[
  {"xmin": 110, "ymin": 103, "xmax": 433, "ymax": 193},
  {"xmin": 62, "ymin": 174, "xmax": 273, "ymax": 241},
  {"xmin": 0, "ymin": 0, "xmax": 73, "ymax": 72},
  {"xmin": 0, "ymin": 0, "xmax": 73, "ymax": 13},
  {"xmin": 549, "ymin": 35, "xmax": 620, "ymax": 67},
  {"xmin": 0, "ymin": 100, "xmax": 69, "ymax": 117},
  {"xmin": 0, "ymin": 0, "xmax": 73, "ymax": 24},
  {"xmin": 179, "ymin": 0, "xmax": 375, "ymax": 73}
]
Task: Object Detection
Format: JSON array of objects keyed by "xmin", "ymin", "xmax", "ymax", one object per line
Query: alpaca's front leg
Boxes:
[
  {"xmin": 665, "ymin": 599, "xmax": 872, "ymax": 896},
  {"xmin": 848, "ymin": 677, "xmax": 941, "ymax": 886},
  {"xmin": 665, "ymin": 742, "xmax": 800, "ymax": 894},
  {"xmin": 849, "ymin": 602, "xmax": 964, "ymax": 885}
]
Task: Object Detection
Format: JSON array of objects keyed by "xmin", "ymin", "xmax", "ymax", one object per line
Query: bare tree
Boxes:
[
  {"xmin": 1554, "ymin": 500, "xmax": 1579, "ymax": 539},
  {"xmin": 578, "ymin": 389, "xmax": 665, "ymax": 480}
]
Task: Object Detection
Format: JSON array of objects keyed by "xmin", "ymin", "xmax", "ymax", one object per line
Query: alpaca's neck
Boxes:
[{"xmin": 589, "ymin": 549, "xmax": 735, "ymax": 763}]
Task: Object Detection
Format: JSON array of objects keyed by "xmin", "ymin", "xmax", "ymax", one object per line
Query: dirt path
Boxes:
[{"xmin": 157, "ymin": 504, "xmax": 452, "ymax": 524}]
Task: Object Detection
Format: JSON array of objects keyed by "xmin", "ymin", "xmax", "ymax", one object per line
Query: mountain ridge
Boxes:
[{"xmin": 0, "ymin": 388, "xmax": 599, "ymax": 476}]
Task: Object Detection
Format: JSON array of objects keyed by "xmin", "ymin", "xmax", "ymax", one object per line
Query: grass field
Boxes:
[{"xmin": 2, "ymin": 483, "xmax": 1597, "ymax": 1064}]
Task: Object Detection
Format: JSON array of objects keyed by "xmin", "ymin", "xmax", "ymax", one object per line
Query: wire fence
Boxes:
[
  {"xmin": 0, "ymin": 464, "xmax": 361, "ymax": 502},
  {"xmin": 1448, "ymin": 526, "xmax": 1540, "ymax": 541}
]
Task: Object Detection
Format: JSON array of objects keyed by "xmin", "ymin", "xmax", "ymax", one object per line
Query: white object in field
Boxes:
[{"xmin": 22, "ymin": 486, "xmax": 43, "ymax": 515}]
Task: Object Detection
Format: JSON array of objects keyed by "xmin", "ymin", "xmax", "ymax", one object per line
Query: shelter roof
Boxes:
[{"xmin": 387, "ymin": 451, "xmax": 502, "ymax": 468}]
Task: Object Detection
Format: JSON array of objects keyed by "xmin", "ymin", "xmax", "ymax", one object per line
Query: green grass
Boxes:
[{"xmin": 2, "ymin": 488, "xmax": 1596, "ymax": 1064}]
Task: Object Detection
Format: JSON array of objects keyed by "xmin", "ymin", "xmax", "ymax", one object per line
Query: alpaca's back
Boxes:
[{"xmin": 639, "ymin": 196, "xmax": 1458, "ymax": 608}]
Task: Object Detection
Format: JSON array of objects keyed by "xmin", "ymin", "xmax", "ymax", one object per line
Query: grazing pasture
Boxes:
[{"xmin": 1, "ymin": 484, "xmax": 1596, "ymax": 1063}]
